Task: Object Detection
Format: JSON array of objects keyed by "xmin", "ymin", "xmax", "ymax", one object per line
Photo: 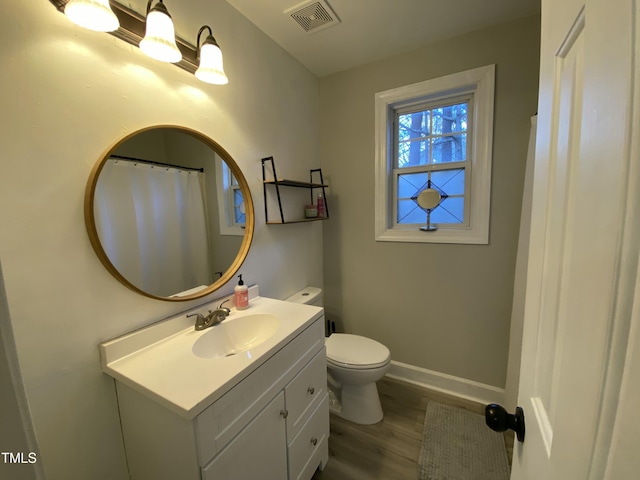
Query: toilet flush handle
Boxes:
[{"xmin": 308, "ymin": 386, "xmax": 315, "ymax": 395}]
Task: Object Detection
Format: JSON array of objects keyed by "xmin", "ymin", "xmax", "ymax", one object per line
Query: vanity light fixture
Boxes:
[
  {"xmin": 139, "ymin": 0, "xmax": 182, "ymax": 63},
  {"xmin": 64, "ymin": 0, "xmax": 120, "ymax": 32},
  {"xmin": 49, "ymin": 0, "xmax": 228, "ymax": 84},
  {"xmin": 195, "ymin": 26, "xmax": 228, "ymax": 85}
]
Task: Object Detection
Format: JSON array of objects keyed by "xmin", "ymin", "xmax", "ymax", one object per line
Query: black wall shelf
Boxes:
[{"xmin": 261, "ymin": 156, "xmax": 330, "ymax": 224}]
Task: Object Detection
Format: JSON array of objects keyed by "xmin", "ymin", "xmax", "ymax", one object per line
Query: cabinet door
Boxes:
[{"xmin": 202, "ymin": 392, "xmax": 287, "ymax": 480}]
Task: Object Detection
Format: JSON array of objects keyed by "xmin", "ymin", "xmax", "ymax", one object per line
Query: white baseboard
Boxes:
[{"xmin": 385, "ymin": 360, "xmax": 505, "ymax": 406}]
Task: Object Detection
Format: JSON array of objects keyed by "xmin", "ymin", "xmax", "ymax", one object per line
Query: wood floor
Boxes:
[{"xmin": 312, "ymin": 376, "xmax": 513, "ymax": 480}]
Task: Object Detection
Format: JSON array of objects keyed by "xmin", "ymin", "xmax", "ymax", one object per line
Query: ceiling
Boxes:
[{"xmin": 225, "ymin": 0, "xmax": 541, "ymax": 77}]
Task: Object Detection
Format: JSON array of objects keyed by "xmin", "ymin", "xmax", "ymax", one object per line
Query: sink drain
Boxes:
[{"xmin": 225, "ymin": 352, "xmax": 237, "ymax": 357}]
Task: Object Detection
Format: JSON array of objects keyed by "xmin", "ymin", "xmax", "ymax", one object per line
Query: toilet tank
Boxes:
[{"xmin": 285, "ymin": 287, "xmax": 323, "ymax": 306}]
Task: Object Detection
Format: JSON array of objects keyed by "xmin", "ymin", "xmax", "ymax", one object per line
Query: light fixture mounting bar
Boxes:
[{"xmin": 49, "ymin": 0, "xmax": 198, "ymax": 74}]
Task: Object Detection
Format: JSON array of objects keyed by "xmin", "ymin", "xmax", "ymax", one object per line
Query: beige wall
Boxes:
[
  {"xmin": 0, "ymin": 1, "xmax": 320, "ymax": 478},
  {"xmin": 319, "ymin": 15, "xmax": 540, "ymax": 388}
]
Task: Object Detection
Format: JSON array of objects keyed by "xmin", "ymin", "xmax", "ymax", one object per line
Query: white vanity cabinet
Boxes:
[{"xmin": 114, "ymin": 315, "xmax": 329, "ymax": 480}]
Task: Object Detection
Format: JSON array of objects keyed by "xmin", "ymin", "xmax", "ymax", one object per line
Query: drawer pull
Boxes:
[
  {"xmin": 310, "ymin": 437, "xmax": 318, "ymax": 446},
  {"xmin": 307, "ymin": 387, "xmax": 315, "ymax": 395},
  {"xmin": 280, "ymin": 409, "xmax": 289, "ymax": 419}
]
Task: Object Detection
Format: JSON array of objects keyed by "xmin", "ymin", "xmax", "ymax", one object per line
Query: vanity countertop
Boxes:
[{"xmin": 99, "ymin": 296, "xmax": 323, "ymax": 419}]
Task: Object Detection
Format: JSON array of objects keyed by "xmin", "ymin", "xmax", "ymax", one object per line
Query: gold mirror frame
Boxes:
[{"xmin": 84, "ymin": 125, "xmax": 254, "ymax": 302}]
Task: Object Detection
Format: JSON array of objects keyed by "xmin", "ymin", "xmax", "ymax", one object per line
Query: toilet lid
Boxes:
[{"xmin": 325, "ymin": 334, "xmax": 390, "ymax": 369}]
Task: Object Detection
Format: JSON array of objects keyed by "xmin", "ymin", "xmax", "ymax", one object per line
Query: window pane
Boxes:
[
  {"xmin": 430, "ymin": 208, "xmax": 458, "ymax": 224},
  {"xmin": 398, "ymin": 111, "xmax": 430, "ymax": 141},
  {"xmin": 234, "ymin": 189, "xmax": 245, "ymax": 224},
  {"xmin": 433, "ymin": 134, "xmax": 466, "ymax": 163},
  {"xmin": 431, "ymin": 196, "xmax": 464, "ymax": 223},
  {"xmin": 397, "ymin": 199, "xmax": 425, "ymax": 224},
  {"xmin": 432, "ymin": 103, "xmax": 467, "ymax": 134},
  {"xmin": 398, "ymin": 139, "xmax": 428, "ymax": 167},
  {"xmin": 431, "ymin": 168, "xmax": 465, "ymax": 195},
  {"xmin": 397, "ymin": 172, "xmax": 428, "ymax": 198}
]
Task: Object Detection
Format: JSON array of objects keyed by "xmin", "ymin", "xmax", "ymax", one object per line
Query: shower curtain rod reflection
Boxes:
[{"xmin": 109, "ymin": 154, "xmax": 204, "ymax": 172}]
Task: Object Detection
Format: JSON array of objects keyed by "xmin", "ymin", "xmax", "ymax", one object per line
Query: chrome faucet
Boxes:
[
  {"xmin": 217, "ymin": 299, "xmax": 231, "ymax": 316},
  {"xmin": 187, "ymin": 299, "xmax": 231, "ymax": 331}
]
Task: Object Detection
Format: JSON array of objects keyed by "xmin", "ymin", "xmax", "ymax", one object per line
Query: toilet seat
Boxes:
[{"xmin": 325, "ymin": 333, "xmax": 390, "ymax": 370}]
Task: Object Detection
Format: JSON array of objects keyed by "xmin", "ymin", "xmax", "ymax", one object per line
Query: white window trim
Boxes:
[{"xmin": 374, "ymin": 64, "xmax": 495, "ymax": 244}]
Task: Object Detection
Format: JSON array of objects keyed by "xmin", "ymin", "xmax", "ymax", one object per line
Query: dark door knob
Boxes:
[{"xmin": 485, "ymin": 404, "xmax": 525, "ymax": 442}]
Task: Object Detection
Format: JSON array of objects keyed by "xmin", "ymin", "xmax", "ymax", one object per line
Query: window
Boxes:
[
  {"xmin": 229, "ymin": 171, "xmax": 246, "ymax": 227},
  {"xmin": 215, "ymin": 155, "xmax": 245, "ymax": 235},
  {"xmin": 375, "ymin": 65, "xmax": 495, "ymax": 244}
]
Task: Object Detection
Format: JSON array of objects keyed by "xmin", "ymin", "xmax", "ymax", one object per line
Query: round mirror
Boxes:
[{"xmin": 84, "ymin": 126, "xmax": 254, "ymax": 301}]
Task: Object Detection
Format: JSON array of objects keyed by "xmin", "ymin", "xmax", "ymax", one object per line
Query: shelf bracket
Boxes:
[{"xmin": 262, "ymin": 156, "xmax": 285, "ymax": 223}]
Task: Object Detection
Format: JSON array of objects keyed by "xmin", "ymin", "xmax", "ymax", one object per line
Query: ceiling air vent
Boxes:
[{"xmin": 285, "ymin": 0, "xmax": 341, "ymax": 34}]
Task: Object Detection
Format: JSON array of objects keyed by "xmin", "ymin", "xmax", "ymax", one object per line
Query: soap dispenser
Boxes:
[{"xmin": 234, "ymin": 274, "xmax": 249, "ymax": 310}]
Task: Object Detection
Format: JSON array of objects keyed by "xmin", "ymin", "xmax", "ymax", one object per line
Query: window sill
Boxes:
[
  {"xmin": 220, "ymin": 226, "xmax": 245, "ymax": 236},
  {"xmin": 375, "ymin": 226, "xmax": 488, "ymax": 245}
]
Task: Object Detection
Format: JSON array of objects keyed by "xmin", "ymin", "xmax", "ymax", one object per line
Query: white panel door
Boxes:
[{"xmin": 512, "ymin": 0, "xmax": 640, "ymax": 478}]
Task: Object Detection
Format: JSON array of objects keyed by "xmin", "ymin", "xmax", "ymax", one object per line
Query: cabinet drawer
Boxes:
[
  {"xmin": 288, "ymin": 394, "xmax": 329, "ymax": 480},
  {"xmin": 285, "ymin": 348, "xmax": 327, "ymax": 441},
  {"xmin": 195, "ymin": 317, "xmax": 324, "ymax": 465}
]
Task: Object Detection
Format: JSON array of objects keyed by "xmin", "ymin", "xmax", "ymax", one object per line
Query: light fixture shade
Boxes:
[
  {"xmin": 139, "ymin": 6, "xmax": 182, "ymax": 63},
  {"xmin": 64, "ymin": 0, "xmax": 120, "ymax": 32},
  {"xmin": 196, "ymin": 41, "xmax": 228, "ymax": 85}
]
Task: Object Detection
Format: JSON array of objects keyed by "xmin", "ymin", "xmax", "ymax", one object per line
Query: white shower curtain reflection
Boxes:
[{"xmin": 94, "ymin": 159, "xmax": 211, "ymax": 297}]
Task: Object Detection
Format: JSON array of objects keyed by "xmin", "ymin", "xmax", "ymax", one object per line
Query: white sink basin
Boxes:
[
  {"xmin": 192, "ymin": 313, "xmax": 281, "ymax": 359},
  {"xmin": 100, "ymin": 295, "xmax": 324, "ymax": 417}
]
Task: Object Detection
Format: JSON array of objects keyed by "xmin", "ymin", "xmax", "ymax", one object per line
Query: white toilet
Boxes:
[{"xmin": 286, "ymin": 287, "xmax": 391, "ymax": 425}]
